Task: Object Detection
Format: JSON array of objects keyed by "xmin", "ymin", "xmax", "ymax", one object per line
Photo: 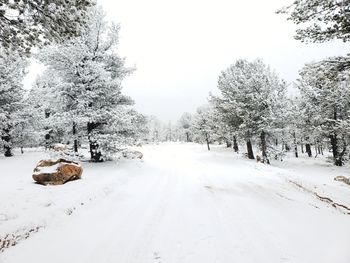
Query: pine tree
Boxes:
[
  {"xmin": 278, "ymin": 0, "xmax": 350, "ymax": 43},
  {"xmin": 217, "ymin": 59, "xmax": 286, "ymax": 163},
  {"xmin": 0, "ymin": 0, "xmax": 94, "ymax": 54},
  {"xmin": 0, "ymin": 50, "xmax": 27, "ymax": 156},
  {"xmin": 37, "ymin": 7, "xmax": 135, "ymax": 161},
  {"xmin": 297, "ymin": 59, "xmax": 350, "ymax": 166},
  {"xmin": 178, "ymin": 112, "xmax": 193, "ymax": 142},
  {"xmin": 191, "ymin": 105, "xmax": 218, "ymax": 151}
]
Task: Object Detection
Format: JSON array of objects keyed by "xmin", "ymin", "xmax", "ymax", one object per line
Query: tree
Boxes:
[
  {"xmin": 0, "ymin": 50, "xmax": 27, "ymax": 156},
  {"xmin": 192, "ymin": 105, "xmax": 218, "ymax": 151},
  {"xmin": 217, "ymin": 59, "xmax": 286, "ymax": 163},
  {"xmin": 37, "ymin": 7, "xmax": 135, "ymax": 162},
  {"xmin": 210, "ymin": 95, "xmax": 242, "ymax": 152},
  {"xmin": 178, "ymin": 112, "xmax": 192, "ymax": 142},
  {"xmin": 297, "ymin": 59, "xmax": 350, "ymax": 166},
  {"xmin": 0, "ymin": 0, "xmax": 94, "ymax": 54},
  {"xmin": 26, "ymin": 72, "xmax": 68, "ymax": 149},
  {"xmin": 278, "ymin": 0, "xmax": 350, "ymax": 43}
]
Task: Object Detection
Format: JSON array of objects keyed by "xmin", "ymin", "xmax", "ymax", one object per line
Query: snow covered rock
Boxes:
[
  {"xmin": 32, "ymin": 159, "xmax": 83, "ymax": 185},
  {"xmin": 122, "ymin": 150, "xmax": 143, "ymax": 159},
  {"xmin": 334, "ymin": 176, "xmax": 350, "ymax": 186},
  {"xmin": 53, "ymin": 143, "xmax": 67, "ymax": 152}
]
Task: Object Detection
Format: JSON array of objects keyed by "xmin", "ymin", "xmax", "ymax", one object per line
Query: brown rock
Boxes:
[
  {"xmin": 33, "ymin": 159, "xmax": 83, "ymax": 185},
  {"xmin": 256, "ymin": 155, "xmax": 261, "ymax": 163},
  {"xmin": 334, "ymin": 176, "xmax": 350, "ymax": 186}
]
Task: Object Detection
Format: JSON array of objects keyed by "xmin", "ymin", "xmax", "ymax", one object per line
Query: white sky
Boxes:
[{"xmin": 24, "ymin": 0, "xmax": 349, "ymax": 122}]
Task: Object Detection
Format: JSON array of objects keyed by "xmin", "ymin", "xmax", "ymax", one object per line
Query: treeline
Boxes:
[
  {"xmin": 173, "ymin": 54, "xmax": 350, "ymax": 167},
  {"xmin": 0, "ymin": 5, "xmax": 147, "ymax": 162},
  {"xmin": 176, "ymin": 1, "xmax": 350, "ymax": 166}
]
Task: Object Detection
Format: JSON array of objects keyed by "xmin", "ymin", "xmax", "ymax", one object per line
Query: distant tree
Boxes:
[
  {"xmin": 0, "ymin": 0, "xmax": 94, "ymax": 54},
  {"xmin": 278, "ymin": 0, "xmax": 350, "ymax": 43},
  {"xmin": 218, "ymin": 59, "xmax": 286, "ymax": 163},
  {"xmin": 210, "ymin": 95, "xmax": 242, "ymax": 152},
  {"xmin": 145, "ymin": 116, "xmax": 163, "ymax": 143},
  {"xmin": 0, "ymin": 50, "xmax": 27, "ymax": 156},
  {"xmin": 192, "ymin": 105, "xmax": 218, "ymax": 151},
  {"xmin": 217, "ymin": 59, "xmax": 286, "ymax": 163},
  {"xmin": 178, "ymin": 112, "xmax": 192, "ymax": 142}
]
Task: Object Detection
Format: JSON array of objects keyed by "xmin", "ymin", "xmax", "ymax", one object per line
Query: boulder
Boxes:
[
  {"xmin": 53, "ymin": 143, "xmax": 67, "ymax": 152},
  {"xmin": 122, "ymin": 150, "xmax": 143, "ymax": 159},
  {"xmin": 33, "ymin": 158, "xmax": 83, "ymax": 185},
  {"xmin": 334, "ymin": 176, "xmax": 350, "ymax": 186}
]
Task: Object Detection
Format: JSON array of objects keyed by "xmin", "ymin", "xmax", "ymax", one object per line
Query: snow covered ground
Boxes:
[{"xmin": 0, "ymin": 143, "xmax": 350, "ymax": 263}]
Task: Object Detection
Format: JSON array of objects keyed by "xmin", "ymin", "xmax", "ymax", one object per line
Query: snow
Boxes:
[
  {"xmin": 33, "ymin": 163, "xmax": 60, "ymax": 174},
  {"xmin": 1, "ymin": 143, "xmax": 350, "ymax": 263}
]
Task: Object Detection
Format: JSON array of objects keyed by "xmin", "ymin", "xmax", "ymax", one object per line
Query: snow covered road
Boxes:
[{"xmin": 1, "ymin": 143, "xmax": 350, "ymax": 263}]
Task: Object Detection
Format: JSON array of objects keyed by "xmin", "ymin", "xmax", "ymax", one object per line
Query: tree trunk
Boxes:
[
  {"xmin": 284, "ymin": 143, "xmax": 290, "ymax": 151},
  {"xmin": 260, "ymin": 130, "xmax": 269, "ymax": 164},
  {"xmin": 226, "ymin": 140, "xmax": 232, "ymax": 148},
  {"xmin": 21, "ymin": 147, "xmax": 24, "ymax": 154},
  {"xmin": 246, "ymin": 139, "xmax": 254, "ymax": 159},
  {"xmin": 330, "ymin": 133, "xmax": 343, "ymax": 166},
  {"xmin": 73, "ymin": 122, "xmax": 78, "ymax": 153},
  {"xmin": 233, "ymin": 135, "xmax": 239, "ymax": 153},
  {"xmin": 301, "ymin": 142, "xmax": 304, "ymax": 153},
  {"xmin": 305, "ymin": 143, "xmax": 312, "ymax": 157},
  {"xmin": 205, "ymin": 133, "xmax": 210, "ymax": 151},
  {"xmin": 293, "ymin": 131, "xmax": 298, "ymax": 158},
  {"xmin": 186, "ymin": 132, "xmax": 190, "ymax": 142},
  {"xmin": 2, "ymin": 128, "xmax": 13, "ymax": 157},
  {"xmin": 314, "ymin": 143, "xmax": 318, "ymax": 158},
  {"xmin": 87, "ymin": 121, "xmax": 103, "ymax": 162},
  {"xmin": 44, "ymin": 109, "xmax": 51, "ymax": 150}
]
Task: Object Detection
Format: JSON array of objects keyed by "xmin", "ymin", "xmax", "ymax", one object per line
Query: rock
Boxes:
[
  {"xmin": 32, "ymin": 158, "xmax": 83, "ymax": 185},
  {"xmin": 122, "ymin": 150, "xmax": 143, "ymax": 159},
  {"xmin": 53, "ymin": 143, "xmax": 67, "ymax": 152},
  {"xmin": 256, "ymin": 155, "xmax": 261, "ymax": 163},
  {"xmin": 334, "ymin": 176, "xmax": 350, "ymax": 186}
]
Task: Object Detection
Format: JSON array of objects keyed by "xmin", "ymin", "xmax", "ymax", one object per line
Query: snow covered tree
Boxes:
[
  {"xmin": 210, "ymin": 95, "xmax": 242, "ymax": 152},
  {"xmin": 37, "ymin": 7, "xmax": 135, "ymax": 162},
  {"xmin": 278, "ymin": 0, "xmax": 350, "ymax": 72},
  {"xmin": 217, "ymin": 59, "xmax": 286, "ymax": 163},
  {"xmin": 297, "ymin": 59, "xmax": 350, "ymax": 166},
  {"xmin": 0, "ymin": 50, "xmax": 27, "ymax": 156},
  {"xmin": 26, "ymin": 72, "xmax": 68, "ymax": 149},
  {"xmin": 191, "ymin": 105, "xmax": 218, "ymax": 151},
  {"xmin": 0, "ymin": 0, "xmax": 94, "ymax": 54},
  {"xmin": 278, "ymin": 0, "xmax": 350, "ymax": 43},
  {"xmin": 144, "ymin": 116, "xmax": 164, "ymax": 143},
  {"xmin": 178, "ymin": 112, "xmax": 193, "ymax": 142}
]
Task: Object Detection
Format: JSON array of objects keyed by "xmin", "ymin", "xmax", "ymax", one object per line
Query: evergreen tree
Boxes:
[
  {"xmin": 0, "ymin": 50, "xmax": 27, "ymax": 156},
  {"xmin": 278, "ymin": 0, "xmax": 350, "ymax": 43},
  {"xmin": 37, "ymin": 7, "xmax": 135, "ymax": 161},
  {"xmin": 191, "ymin": 105, "xmax": 218, "ymax": 151},
  {"xmin": 217, "ymin": 59, "xmax": 286, "ymax": 163},
  {"xmin": 0, "ymin": 0, "xmax": 94, "ymax": 54},
  {"xmin": 297, "ymin": 59, "xmax": 350, "ymax": 166},
  {"xmin": 178, "ymin": 112, "xmax": 193, "ymax": 142}
]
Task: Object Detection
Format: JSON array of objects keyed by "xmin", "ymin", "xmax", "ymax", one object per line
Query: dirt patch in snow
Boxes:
[
  {"xmin": 0, "ymin": 226, "xmax": 44, "ymax": 253},
  {"xmin": 289, "ymin": 180, "xmax": 350, "ymax": 215}
]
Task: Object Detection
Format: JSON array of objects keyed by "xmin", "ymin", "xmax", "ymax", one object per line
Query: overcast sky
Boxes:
[{"xmin": 24, "ymin": 0, "xmax": 349, "ymax": 122}]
